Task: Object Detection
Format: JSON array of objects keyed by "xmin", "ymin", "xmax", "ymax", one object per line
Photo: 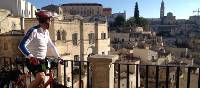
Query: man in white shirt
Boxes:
[{"xmin": 18, "ymin": 10, "xmax": 61, "ymax": 88}]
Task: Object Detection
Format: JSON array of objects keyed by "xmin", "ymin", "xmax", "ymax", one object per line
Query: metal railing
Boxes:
[
  {"xmin": 2, "ymin": 56, "xmax": 200, "ymax": 88},
  {"xmin": 0, "ymin": 57, "xmax": 91, "ymax": 88},
  {"xmin": 113, "ymin": 63, "xmax": 200, "ymax": 88}
]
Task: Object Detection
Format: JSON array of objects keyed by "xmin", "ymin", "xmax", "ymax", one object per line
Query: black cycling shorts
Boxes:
[{"xmin": 25, "ymin": 58, "xmax": 48, "ymax": 76}]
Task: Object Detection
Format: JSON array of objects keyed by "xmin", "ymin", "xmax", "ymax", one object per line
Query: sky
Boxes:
[{"xmin": 28, "ymin": 0, "xmax": 200, "ymax": 19}]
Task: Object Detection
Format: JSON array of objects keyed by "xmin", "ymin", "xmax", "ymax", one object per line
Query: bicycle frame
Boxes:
[
  {"xmin": 13, "ymin": 57, "xmax": 64, "ymax": 88},
  {"xmin": 13, "ymin": 68, "xmax": 58, "ymax": 88},
  {"xmin": 15, "ymin": 72, "xmax": 30, "ymax": 88},
  {"xmin": 41, "ymin": 69, "xmax": 55, "ymax": 88}
]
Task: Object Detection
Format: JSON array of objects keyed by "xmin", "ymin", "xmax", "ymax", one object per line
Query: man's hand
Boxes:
[
  {"xmin": 58, "ymin": 57, "xmax": 64, "ymax": 65},
  {"xmin": 29, "ymin": 57, "xmax": 40, "ymax": 65}
]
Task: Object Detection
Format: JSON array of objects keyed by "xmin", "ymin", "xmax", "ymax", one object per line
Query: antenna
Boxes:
[{"xmin": 193, "ymin": 8, "xmax": 200, "ymax": 16}]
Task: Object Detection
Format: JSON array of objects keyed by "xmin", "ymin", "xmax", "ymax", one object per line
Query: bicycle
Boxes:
[{"xmin": 1, "ymin": 57, "xmax": 67, "ymax": 88}]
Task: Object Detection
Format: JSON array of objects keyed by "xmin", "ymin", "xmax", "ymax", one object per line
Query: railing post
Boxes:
[
  {"xmin": 79, "ymin": 61, "xmax": 82, "ymax": 88},
  {"xmin": 118, "ymin": 64, "xmax": 120, "ymax": 88},
  {"xmin": 87, "ymin": 62, "xmax": 90, "ymax": 88},
  {"xmin": 71, "ymin": 61, "xmax": 74, "ymax": 88},
  {"xmin": 9, "ymin": 57, "xmax": 12, "ymax": 70},
  {"xmin": 136, "ymin": 64, "xmax": 139, "ymax": 88},
  {"xmin": 57, "ymin": 63, "xmax": 59, "ymax": 78},
  {"xmin": 166, "ymin": 66, "xmax": 169, "ymax": 88},
  {"xmin": 64, "ymin": 60, "xmax": 66, "ymax": 86},
  {"xmin": 145, "ymin": 65, "xmax": 148, "ymax": 88},
  {"xmin": 156, "ymin": 66, "xmax": 159, "ymax": 88},
  {"xmin": 176, "ymin": 67, "xmax": 180, "ymax": 88},
  {"xmin": 88, "ymin": 55, "xmax": 118, "ymax": 88},
  {"xmin": 198, "ymin": 68, "xmax": 200, "ymax": 88},
  {"xmin": 187, "ymin": 67, "xmax": 191, "ymax": 88},
  {"xmin": 127, "ymin": 64, "xmax": 129, "ymax": 88}
]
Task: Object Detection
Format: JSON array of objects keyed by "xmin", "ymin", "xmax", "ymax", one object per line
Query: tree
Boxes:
[
  {"xmin": 125, "ymin": 17, "xmax": 149, "ymax": 31},
  {"xmin": 139, "ymin": 17, "xmax": 149, "ymax": 30},
  {"xmin": 134, "ymin": 2, "xmax": 140, "ymax": 26},
  {"xmin": 125, "ymin": 17, "xmax": 136, "ymax": 27},
  {"xmin": 114, "ymin": 15, "xmax": 125, "ymax": 27},
  {"xmin": 134, "ymin": 2, "xmax": 139, "ymax": 18}
]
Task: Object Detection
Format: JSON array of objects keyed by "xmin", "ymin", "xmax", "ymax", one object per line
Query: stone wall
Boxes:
[
  {"xmin": 0, "ymin": 14, "xmax": 21, "ymax": 34},
  {"xmin": 24, "ymin": 18, "xmax": 110, "ymax": 61},
  {"xmin": 0, "ymin": 33, "xmax": 24, "ymax": 66}
]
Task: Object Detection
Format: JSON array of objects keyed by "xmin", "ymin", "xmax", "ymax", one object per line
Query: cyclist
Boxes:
[{"xmin": 18, "ymin": 10, "xmax": 61, "ymax": 88}]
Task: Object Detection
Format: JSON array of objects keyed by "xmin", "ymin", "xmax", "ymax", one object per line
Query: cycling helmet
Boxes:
[{"xmin": 35, "ymin": 10, "xmax": 53, "ymax": 23}]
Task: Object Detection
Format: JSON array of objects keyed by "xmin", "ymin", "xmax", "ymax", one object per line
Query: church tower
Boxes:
[{"xmin": 160, "ymin": 0, "xmax": 164, "ymax": 19}]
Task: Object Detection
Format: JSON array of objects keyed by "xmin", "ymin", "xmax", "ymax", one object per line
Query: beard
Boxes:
[{"xmin": 44, "ymin": 22, "xmax": 50, "ymax": 29}]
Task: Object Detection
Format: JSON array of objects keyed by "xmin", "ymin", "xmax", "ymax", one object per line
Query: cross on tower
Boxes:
[{"xmin": 193, "ymin": 8, "xmax": 200, "ymax": 16}]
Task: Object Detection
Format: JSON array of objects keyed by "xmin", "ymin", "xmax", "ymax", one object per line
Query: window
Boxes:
[
  {"xmin": 62, "ymin": 30, "xmax": 66, "ymax": 41},
  {"xmin": 72, "ymin": 33, "xmax": 78, "ymax": 45},
  {"xmin": 74, "ymin": 55, "xmax": 79, "ymax": 61},
  {"xmin": 74, "ymin": 55, "xmax": 79, "ymax": 66},
  {"xmin": 101, "ymin": 33, "xmax": 106, "ymax": 39},
  {"xmin": 57, "ymin": 30, "xmax": 61, "ymax": 40},
  {"xmin": 3, "ymin": 42, "xmax": 8, "ymax": 50},
  {"xmin": 122, "ymin": 39, "xmax": 124, "ymax": 42},
  {"xmin": 22, "ymin": 10, "xmax": 23, "ymax": 16},
  {"xmin": 152, "ymin": 56, "xmax": 156, "ymax": 62},
  {"xmin": 88, "ymin": 33, "xmax": 95, "ymax": 44}
]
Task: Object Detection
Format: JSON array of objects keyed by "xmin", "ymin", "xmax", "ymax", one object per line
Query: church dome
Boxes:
[{"xmin": 167, "ymin": 12, "xmax": 173, "ymax": 16}]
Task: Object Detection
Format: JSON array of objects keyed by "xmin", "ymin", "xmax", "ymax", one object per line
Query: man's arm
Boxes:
[{"xmin": 18, "ymin": 28, "xmax": 36, "ymax": 58}]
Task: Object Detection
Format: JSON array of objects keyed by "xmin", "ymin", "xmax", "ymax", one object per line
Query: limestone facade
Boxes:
[
  {"xmin": 0, "ymin": 30, "xmax": 24, "ymax": 66},
  {"xmin": 0, "ymin": 0, "xmax": 37, "ymax": 18},
  {"xmin": 132, "ymin": 48, "xmax": 158, "ymax": 64},
  {"xmin": 61, "ymin": 3, "xmax": 103, "ymax": 17},
  {"xmin": 0, "ymin": 9, "xmax": 22, "ymax": 34},
  {"xmin": 24, "ymin": 18, "xmax": 110, "ymax": 61}
]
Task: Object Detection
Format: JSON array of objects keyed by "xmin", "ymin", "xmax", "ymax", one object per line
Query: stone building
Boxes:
[
  {"xmin": 24, "ymin": 16, "xmax": 110, "ymax": 61},
  {"xmin": 0, "ymin": 9, "xmax": 22, "ymax": 34},
  {"xmin": 41, "ymin": 4, "xmax": 63, "ymax": 15},
  {"xmin": 189, "ymin": 16, "xmax": 200, "ymax": 25},
  {"xmin": 102, "ymin": 8, "xmax": 112, "ymax": 16},
  {"xmin": 0, "ymin": 30, "xmax": 24, "ymax": 66},
  {"xmin": 0, "ymin": 9, "xmax": 24, "ymax": 66},
  {"xmin": 1, "ymin": 15, "xmax": 111, "ymax": 86},
  {"xmin": 114, "ymin": 54, "xmax": 141, "ymax": 88},
  {"xmin": 0, "ymin": 0, "xmax": 37, "ymax": 18},
  {"xmin": 61, "ymin": 3, "xmax": 103, "ymax": 17},
  {"xmin": 109, "ymin": 27, "xmax": 158, "ymax": 50},
  {"xmin": 132, "ymin": 48, "xmax": 158, "ymax": 64},
  {"xmin": 162, "ymin": 12, "xmax": 176, "ymax": 25}
]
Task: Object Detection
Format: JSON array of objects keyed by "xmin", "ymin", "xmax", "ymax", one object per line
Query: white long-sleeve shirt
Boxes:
[{"xmin": 19, "ymin": 25, "xmax": 60, "ymax": 59}]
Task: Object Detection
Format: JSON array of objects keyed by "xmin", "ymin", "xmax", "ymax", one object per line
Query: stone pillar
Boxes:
[{"xmin": 88, "ymin": 55, "xmax": 118, "ymax": 88}]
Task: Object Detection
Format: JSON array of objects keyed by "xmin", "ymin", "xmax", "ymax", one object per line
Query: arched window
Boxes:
[
  {"xmin": 62, "ymin": 30, "xmax": 66, "ymax": 41},
  {"xmin": 57, "ymin": 30, "xmax": 61, "ymax": 40}
]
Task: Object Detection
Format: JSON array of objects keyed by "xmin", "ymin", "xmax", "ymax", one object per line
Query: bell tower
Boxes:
[{"xmin": 160, "ymin": 0, "xmax": 165, "ymax": 19}]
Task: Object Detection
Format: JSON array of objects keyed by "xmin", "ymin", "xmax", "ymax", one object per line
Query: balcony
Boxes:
[{"xmin": 0, "ymin": 56, "xmax": 200, "ymax": 88}]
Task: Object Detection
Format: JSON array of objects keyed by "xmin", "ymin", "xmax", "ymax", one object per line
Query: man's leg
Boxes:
[{"xmin": 29, "ymin": 72, "xmax": 45, "ymax": 88}]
